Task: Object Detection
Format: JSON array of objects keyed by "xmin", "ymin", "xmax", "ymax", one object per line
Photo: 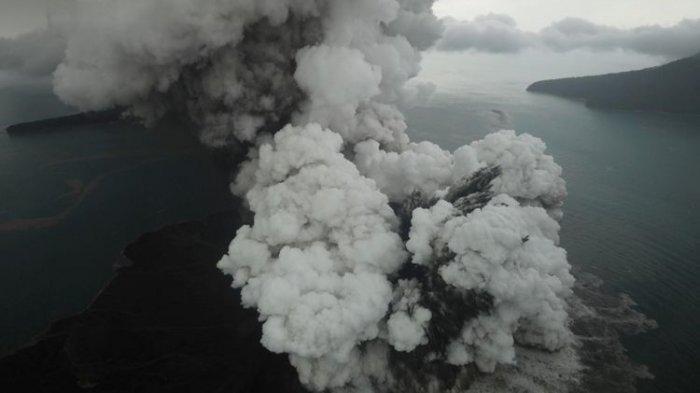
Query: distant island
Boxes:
[
  {"xmin": 527, "ymin": 53, "xmax": 700, "ymax": 114},
  {"xmin": 4, "ymin": 109, "xmax": 123, "ymax": 135}
]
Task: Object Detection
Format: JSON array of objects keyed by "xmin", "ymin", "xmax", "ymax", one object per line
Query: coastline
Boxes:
[
  {"xmin": 0, "ymin": 208, "xmax": 311, "ymax": 393},
  {"xmin": 4, "ymin": 110, "xmax": 125, "ymax": 136},
  {"xmin": 524, "ymin": 53, "xmax": 700, "ymax": 117}
]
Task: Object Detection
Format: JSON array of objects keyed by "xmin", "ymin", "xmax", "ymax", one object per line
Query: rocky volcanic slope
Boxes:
[{"xmin": 0, "ymin": 206, "xmax": 307, "ymax": 393}]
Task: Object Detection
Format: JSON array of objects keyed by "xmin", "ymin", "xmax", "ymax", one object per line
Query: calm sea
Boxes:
[
  {"xmin": 407, "ymin": 51, "xmax": 700, "ymax": 393},
  {"xmin": 1, "ymin": 50, "xmax": 699, "ymax": 393},
  {"xmin": 0, "ymin": 73, "xmax": 234, "ymax": 353}
]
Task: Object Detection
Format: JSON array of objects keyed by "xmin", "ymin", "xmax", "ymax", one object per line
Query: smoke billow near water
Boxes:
[{"xmin": 21, "ymin": 1, "xmax": 651, "ymax": 392}]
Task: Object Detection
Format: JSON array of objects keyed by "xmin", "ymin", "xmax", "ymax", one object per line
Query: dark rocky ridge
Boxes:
[
  {"xmin": 4, "ymin": 109, "xmax": 126, "ymax": 135},
  {"xmin": 0, "ymin": 206, "xmax": 307, "ymax": 393},
  {"xmin": 527, "ymin": 53, "xmax": 700, "ymax": 114}
]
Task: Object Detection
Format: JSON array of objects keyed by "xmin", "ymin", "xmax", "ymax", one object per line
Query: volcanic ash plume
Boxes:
[{"xmin": 50, "ymin": 0, "xmax": 575, "ymax": 391}]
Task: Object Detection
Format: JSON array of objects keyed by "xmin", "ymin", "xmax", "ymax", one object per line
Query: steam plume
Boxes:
[{"xmin": 43, "ymin": 1, "xmax": 575, "ymax": 391}]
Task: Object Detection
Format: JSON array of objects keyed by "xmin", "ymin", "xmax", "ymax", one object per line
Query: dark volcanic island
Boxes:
[
  {"xmin": 0, "ymin": 205, "xmax": 655, "ymax": 393},
  {"xmin": 4, "ymin": 110, "xmax": 125, "ymax": 135},
  {"xmin": 528, "ymin": 53, "xmax": 700, "ymax": 114},
  {"xmin": 0, "ymin": 205, "xmax": 305, "ymax": 393}
]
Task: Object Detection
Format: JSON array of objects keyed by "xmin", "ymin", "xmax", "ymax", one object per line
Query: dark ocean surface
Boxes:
[{"xmin": 0, "ymin": 74, "xmax": 234, "ymax": 354}]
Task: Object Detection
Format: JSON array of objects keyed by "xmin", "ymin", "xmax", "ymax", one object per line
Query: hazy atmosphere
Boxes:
[
  {"xmin": 435, "ymin": 0, "xmax": 700, "ymax": 29},
  {"xmin": 3, "ymin": 0, "xmax": 700, "ymax": 78},
  {"xmin": 0, "ymin": 1, "xmax": 698, "ymax": 393}
]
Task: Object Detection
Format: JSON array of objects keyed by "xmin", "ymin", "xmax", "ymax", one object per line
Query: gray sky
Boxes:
[
  {"xmin": 0, "ymin": 0, "xmax": 50, "ymax": 37},
  {"xmin": 434, "ymin": 0, "xmax": 700, "ymax": 30},
  {"xmin": 2, "ymin": 0, "xmax": 700, "ymax": 37}
]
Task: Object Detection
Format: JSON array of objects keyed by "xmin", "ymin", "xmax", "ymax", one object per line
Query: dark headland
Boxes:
[
  {"xmin": 527, "ymin": 53, "xmax": 700, "ymax": 114},
  {"xmin": 0, "ymin": 206, "xmax": 308, "ymax": 393},
  {"xmin": 4, "ymin": 109, "xmax": 124, "ymax": 135}
]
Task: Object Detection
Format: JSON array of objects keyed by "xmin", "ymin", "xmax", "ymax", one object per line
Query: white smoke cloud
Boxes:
[
  {"xmin": 51, "ymin": 0, "xmax": 327, "ymax": 146},
  {"xmin": 438, "ymin": 15, "xmax": 700, "ymax": 58},
  {"xmin": 219, "ymin": 123, "xmax": 408, "ymax": 390},
  {"xmin": 408, "ymin": 195, "xmax": 573, "ymax": 372},
  {"xmin": 25, "ymin": 0, "xmax": 579, "ymax": 391},
  {"xmin": 386, "ymin": 279, "xmax": 432, "ymax": 352},
  {"xmin": 472, "ymin": 131, "xmax": 567, "ymax": 215},
  {"xmin": 355, "ymin": 130, "xmax": 566, "ymax": 213},
  {"xmin": 354, "ymin": 139, "xmax": 460, "ymax": 202}
]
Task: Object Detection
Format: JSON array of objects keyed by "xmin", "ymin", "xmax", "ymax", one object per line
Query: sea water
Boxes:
[
  {"xmin": 0, "ymin": 73, "xmax": 234, "ymax": 353},
  {"xmin": 406, "ymin": 51, "xmax": 700, "ymax": 393}
]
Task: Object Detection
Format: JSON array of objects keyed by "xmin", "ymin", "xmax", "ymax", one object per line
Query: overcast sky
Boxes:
[
  {"xmin": 434, "ymin": 0, "xmax": 700, "ymax": 30},
  {"xmin": 0, "ymin": 0, "xmax": 48, "ymax": 37},
  {"xmin": 2, "ymin": 0, "xmax": 700, "ymax": 37}
]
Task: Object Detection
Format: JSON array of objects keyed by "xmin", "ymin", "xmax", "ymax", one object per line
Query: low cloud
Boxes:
[
  {"xmin": 0, "ymin": 29, "xmax": 66, "ymax": 76},
  {"xmin": 541, "ymin": 17, "xmax": 700, "ymax": 58},
  {"xmin": 438, "ymin": 15, "xmax": 700, "ymax": 59},
  {"xmin": 0, "ymin": 2, "xmax": 73, "ymax": 77},
  {"xmin": 437, "ymin": 14, "xmax": 535, "ymax": 53}
]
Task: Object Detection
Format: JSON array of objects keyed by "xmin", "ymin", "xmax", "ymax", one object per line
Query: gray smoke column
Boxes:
[{"xmin": 49, "ymin": 1, "xmax": 575, "ymax": 391}]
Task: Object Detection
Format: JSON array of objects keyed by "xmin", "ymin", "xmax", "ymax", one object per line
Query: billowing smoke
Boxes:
[
  {"xmin": 41, "ymin": 1, "xmax": 575, "ymax": 391},
  {"xmin": 0, "ymin": 0, "xmax": 73, "ymax": 77}
]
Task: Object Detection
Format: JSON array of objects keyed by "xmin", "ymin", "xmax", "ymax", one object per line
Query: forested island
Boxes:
[{"xmin": 528, "ymin": 53, "xmax": 700, "ymax": 114}]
